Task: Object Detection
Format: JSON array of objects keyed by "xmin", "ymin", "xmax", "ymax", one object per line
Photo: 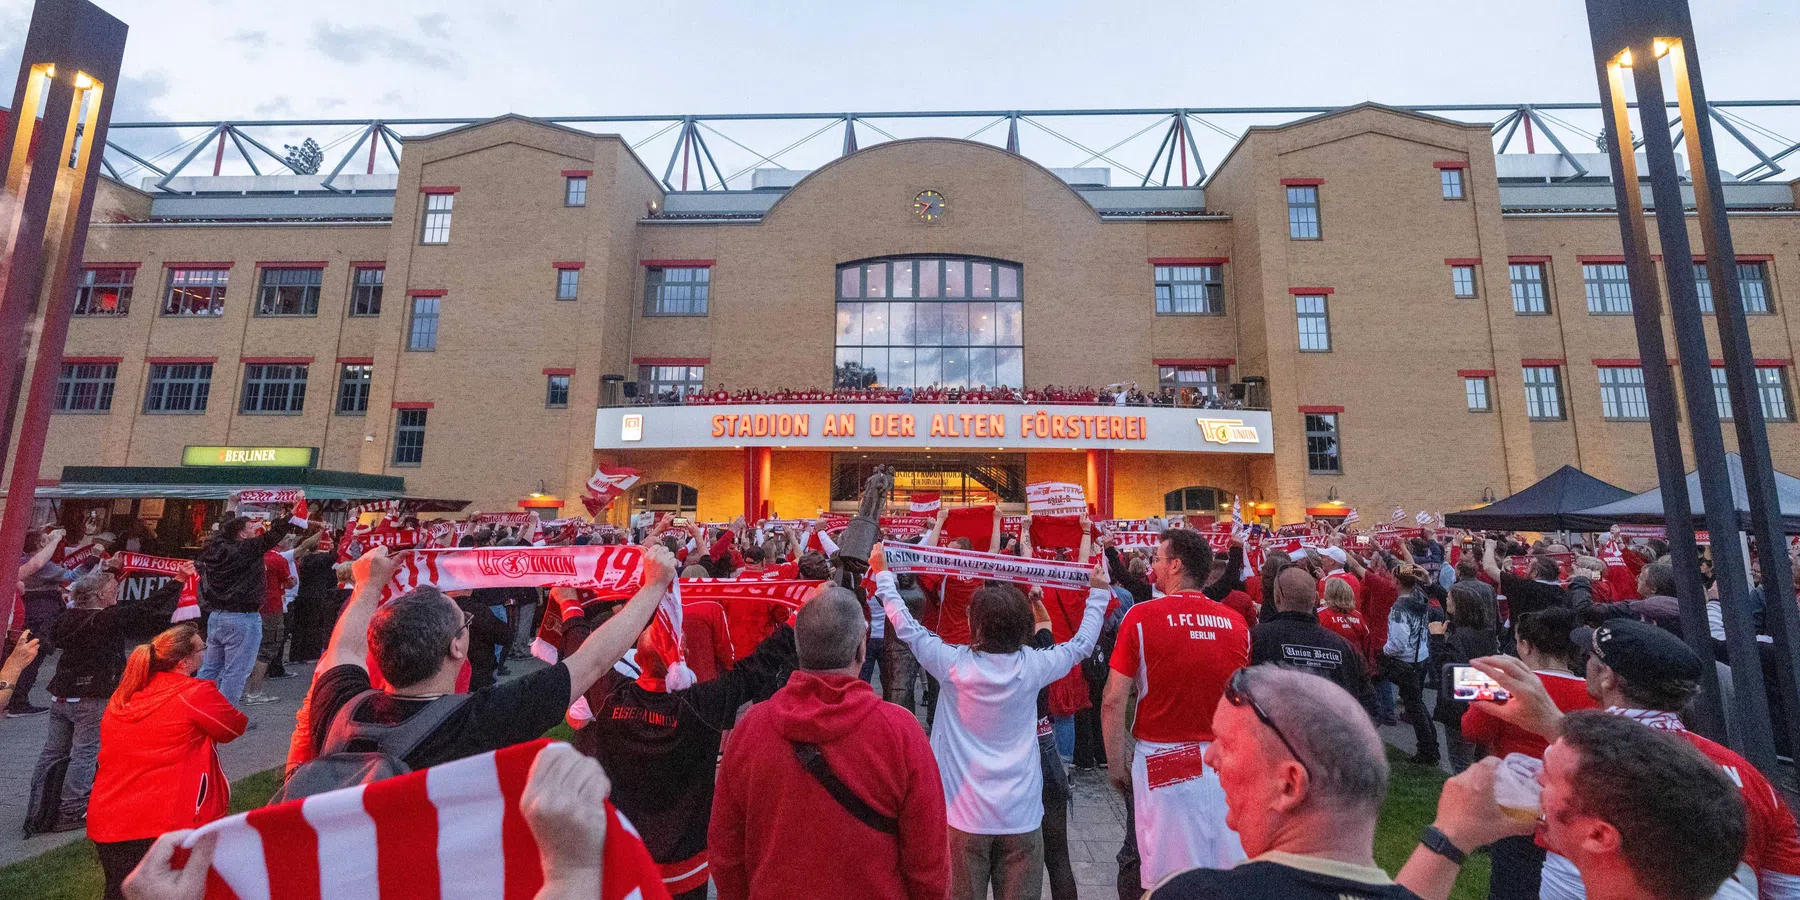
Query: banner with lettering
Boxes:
[
  {"xmin": 472, "ymin": 512, "xmax": 535, "ymax": 528},
  {"xmin": 232, "ymin": 488, "xmax": 303, "ymax": 505},
  {"xmin": 881, "ymin": 541, "xmax": 1094, "ymax": 591},
  {"xmin": 1506, "ymin": 552, "xmax": 1578, "ymax": 581},
  {"xmin": 1026, "ymin": 481, "xmax": 1087, "ymax": 516},
  {"xmin": 383, "ymin": 545, "xmax": 647, "ymax": 601},
  {"xmin": 1108, "ymin": 530, "xmax": 1162, "ymax": 550}
]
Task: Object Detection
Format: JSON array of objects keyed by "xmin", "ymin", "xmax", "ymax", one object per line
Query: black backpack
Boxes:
[{"xmin": 271, "ymin": 690, "xmax": 469, "ymax": 804}]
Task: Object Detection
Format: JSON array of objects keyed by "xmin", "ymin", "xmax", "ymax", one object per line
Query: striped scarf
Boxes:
[{"xmin": 182, "ymin": 739, "xmax": 668, "ymax": 900}]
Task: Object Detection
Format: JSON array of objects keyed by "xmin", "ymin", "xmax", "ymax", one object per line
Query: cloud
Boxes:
[
  {"xmin": 416, "ymin": 13, "xmax": 450, "ymax": 38},
  {"xmin": 254, "ymin": 95, "xmax": 293, "ymax": 116},
  {"xmin": 317, "ymin": 97, "xmax": 348, "ymax": 110},
  {"xmin": 229, "ymin": 29, "xmax": 268, "ymax": 48},
  {"xmin": 308, "ymin": 22, "xmax": 463, "ymax": 73},
  {"xmin": 109, "ymin": 70, "xmax": 171, "ymax": 123}
]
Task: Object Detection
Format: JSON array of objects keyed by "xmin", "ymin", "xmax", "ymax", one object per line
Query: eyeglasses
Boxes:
[
  {"xmin": 1225, "ymin": 667, "xmax": 1313, "ymax": 781},
  {"xmin": 459, "ymin": 610, "xmax": 474, "ymax": 635}
]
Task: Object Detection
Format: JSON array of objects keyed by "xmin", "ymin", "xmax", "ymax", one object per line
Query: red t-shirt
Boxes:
[
  {"xmin": 1215, "ymin": 589, "xmax": 1258, "ymax": 629},
  {"xmin": 1319, "ymin": 569, "xmax": 1361, "ymax": 601},
  {"xmin": 1359, "ymin": 569, "xmax": 1398, "ymax": 649},
  {"xmin": 1109, "ymin": 590, "xmax": 1249, "ymax": 743},
  {"xmin": 681, "ymin": 600, "xmax": 735, "ymax": 682},
  {"xmin": 1460, "ymin": 670, "xmax": 1597, "ymax": 759},
  {"xmin": 920, "ymin": 574, "xmax": 981, "ymax": 645},
  {"xmin": 1318, "ymin": 608, "xmax": 1375, "ymax": 674},
  {"xmin": 1678, "ymin": 726, "xmax": 1800, "ymax": 880},
  {"xmin": 261, "ymin": 550, "xmax": 288, "ymax": 615}
]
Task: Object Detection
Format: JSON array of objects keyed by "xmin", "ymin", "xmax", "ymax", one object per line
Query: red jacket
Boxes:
[
  {"xmin": 681, "ymin": 599, "xmax": 735, "ymax": 682},
  {"xmin": 88, "ymin": 672, "xmax": 248, "ymax": 842},
  {"xmin": 709, "ymin": 671, "xmax": 948, "ymax": 900}
]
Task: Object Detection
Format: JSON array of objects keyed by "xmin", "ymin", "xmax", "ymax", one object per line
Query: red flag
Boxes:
[
  {"xmin": 583, "ymin": 466, "xmax": 642, "ymax": 517},
  {"xmin": 941, "ymin": 505, "xmax": 996, "ymax": 547},
  {"xmin": 909, "ymin": 491, "xmax": 941, "ymax": 513}
]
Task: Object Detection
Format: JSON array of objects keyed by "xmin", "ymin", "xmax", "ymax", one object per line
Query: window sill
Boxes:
[
  {"xmin": 1527, "ymin": 417, "xmax": 1568, "ymax": 423},
  {"xmin": 1299, "ymin": 348, "xmax": 1333, "ymax": 354},
  {"xmin": 1453, "ymin": 294, "xmax": 1478, "ymax": 300},
  {"xmin": 239, "ymin": 411, "xmax": 305, "ymax": 417},
  {"xmin": 1586, "ymin": 311, "xmax": 1635, "ymax": 317},
  {"xmin": 159, "ymin": 312, "xmax": 225, "ymax": 318},
  {"xmin": 141, "ymin": 409, "xmax": 209, "ymax": 415},
  {"xmin": 334, "ymin": 410, "xmax": 368, "ymax": 417},
  {"xmin": 642, "ymin": 311, "xmax": 711, "ymax": 318},
  {"xmin": 556, "ymin": 297, "xmax": 578, "ymax": 302},
  {"xmin": 348, "ymin": 313, "xmax": 382, "ymax": 319},
  {"xmin": 254, "ymin": 312, "xmax": 320, "ymax": 318},
  {"xmin": 1306, "ymin": 470, "xmax": 1343, "ymax": 476},
  {"xmin": 52, "ymin": 409, "xmax": 113, "ymax": 415},
  {"xmin": 404, "ymin": 347, "xmax": 437, "ymax": 353},
  {"xmin": 1513, "ymin": 311, "xmax": 1553, "ymax": 317},
  {"xmin": 71, "ymin": 313, "xmax": 131, "ymax": 319},
  {"xmin": 1153, "ymin": 311, "xmax": 1227, "ymax": 317},
  {"xmin": 391, "ymin": 462, "xmax": 422, "ymax": 468},
  {"xmin": 1602, "ymin": 418, "xmax": 1651, "ymax": 423}
]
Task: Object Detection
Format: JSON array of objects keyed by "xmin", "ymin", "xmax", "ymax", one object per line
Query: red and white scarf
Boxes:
[
  {"xmin": 115, "ymin": 551, "xmax": 201, "ymax": 622},
  {"xmin": 181, "ymin": 738, "xmax": 669, "ymax": 900},
  {"xmin": 383, "ymin": 546, "xmax": 694, "ymax": 690},
  {"xmin": 881, "ymin": 542, "xmax": 1094, "ymax": 591}
]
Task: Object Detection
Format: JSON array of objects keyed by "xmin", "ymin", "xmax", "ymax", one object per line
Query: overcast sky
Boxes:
[{"xmin": 4, "ymin": 0, "xmax": 1796, "ymax": 182}]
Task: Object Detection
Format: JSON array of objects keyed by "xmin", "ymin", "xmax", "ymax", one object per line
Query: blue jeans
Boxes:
[
  {"xmin": 860, "ymin": 636, "xmax": 886, "ymax": 684},
  {"xmin": 30, "ymin": 698, "xmax": 104, "ymax": 826},
  {"xmin": 197, "ymin": 611, "xmax": 262, "ymax": 705},
  {"xmin": 1052, "ymin": 715, "xmax": 1075, "ymax": 762},
  {"xmin": 1374, "ymin": 677, "xmax": 1397, "ymax": 720}
]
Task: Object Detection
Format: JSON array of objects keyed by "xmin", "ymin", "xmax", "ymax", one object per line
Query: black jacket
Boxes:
[
  {"xmin": 194, "ymin": 517, "xmax": 302, "ymax": 614},
  {"xmin": 48, "ymin": 589, "xmax": 180, "ymax": 699},
  {"xmin": 1430, "ymin": 624, "xmax": 1500, "ymax": 725},
  {"xmin": 1249, "ymin": 611, "xmax": 1377, "ymax": 714}
]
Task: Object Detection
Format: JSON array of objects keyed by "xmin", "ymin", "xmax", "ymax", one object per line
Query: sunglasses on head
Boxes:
[{"xmin": 1225, "ymin": 667, "xmax": 1313, "ymax": 782}]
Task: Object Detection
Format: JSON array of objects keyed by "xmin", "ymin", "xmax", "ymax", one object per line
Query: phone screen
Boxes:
[{"xmin": 1449, "ymin": 665, "xmax": 1510, "ymax": 702}]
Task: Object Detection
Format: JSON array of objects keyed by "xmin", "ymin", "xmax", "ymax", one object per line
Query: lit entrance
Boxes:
[{"xmin": 830, "ymin": 452, "xmax": 1026, "ymax": 513}]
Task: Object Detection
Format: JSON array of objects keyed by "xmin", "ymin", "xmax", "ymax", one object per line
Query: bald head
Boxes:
[
  {"xmin": 1239, "ymin": 665, "xmax": 1388, "ymax": 817},
  {"xmin": 794, "ymin": 585, "xmax": 867, "ymax": 671},
  {"xmin": 1275, "ymin": 566, "xmax": 1319, "ymax": 613}
]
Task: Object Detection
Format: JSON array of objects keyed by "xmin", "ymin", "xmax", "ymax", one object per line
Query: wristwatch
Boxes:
[
  {"xmin": 1420, "ymin": 825, "xmax": 1467, "ymax": 865},
  {"xmin": 0, "ymin": 680, "xmax": 12, "ymax": 692}
]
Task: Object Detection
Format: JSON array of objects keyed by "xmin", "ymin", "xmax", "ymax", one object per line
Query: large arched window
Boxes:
[
  {"xmin": 1165, "ymin": 485, "xmax": 1232, "ymax": 521},
  {"xmin": 835, "ymin": 256, "xmax": 1023, "ymax": 389},
  {"xmin": 631, "ymin": 481, "xmax": 698, "ymax": 517}
]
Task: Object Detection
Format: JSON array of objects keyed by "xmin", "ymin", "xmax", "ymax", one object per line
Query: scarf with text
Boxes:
[
  {"xmin": 881, "ymin": 542, "xmax": 1095, "ymax": 591},
  {"xmin": 181, "ymin": 738, "xmax": 668, "ymax": 900},
  {"xmin": 381, "ymin": 545, "xmax": 691, "ymax": 689},
  {"xmin": 115, "ymin": 552, "xmax": 201, "ymax": 621}
]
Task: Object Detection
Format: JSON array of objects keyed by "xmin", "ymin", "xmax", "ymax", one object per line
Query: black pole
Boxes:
[
  {"xmin": 1586, "ymin": 40, "xmax": 1726, "ymax": 742},
  {"xmin": 1629, "ymin": 50, "xmax": 1778, "ymax": 773},
  {"xmin": 1667, "ymin": 6, "xmax": 1800, "ymax": 766}
]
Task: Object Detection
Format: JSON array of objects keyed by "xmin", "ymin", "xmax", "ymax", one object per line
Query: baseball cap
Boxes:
[
  {"xmin": 1320, "ymin": 546, "xmax": 1348, "ymax": 565},
  {"xmin": 1573, "ymin": 619, "xmax": 1703, "ymax": 685}
]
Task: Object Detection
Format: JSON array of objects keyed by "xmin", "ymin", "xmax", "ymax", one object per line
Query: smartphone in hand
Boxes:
[{"xmin": 1446, "ymin": 664, "xmax": 1510, "ymax": 702}]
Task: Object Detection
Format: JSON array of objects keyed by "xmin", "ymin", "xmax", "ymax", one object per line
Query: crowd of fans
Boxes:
[
  {"xmin": 630, "ymin": 382, "xmax": 1252, "ymax": 409},
  {"xmin": 6, "ymin": 495, "xmax": 1800, "ymax": 900}
]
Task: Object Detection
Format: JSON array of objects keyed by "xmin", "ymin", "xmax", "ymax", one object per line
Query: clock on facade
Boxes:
[{"xmin": 912, "ymin": 189, "xmax": 946, "ymax": 221}]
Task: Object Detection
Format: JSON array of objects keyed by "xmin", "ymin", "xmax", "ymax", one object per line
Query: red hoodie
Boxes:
[
  {"xmin": 709, "ymin": 671, "xmax": 948, "ymax": 900},
  {"xmin": 88, "ymin": 671, "xmax": 247, "ymax": 842}
]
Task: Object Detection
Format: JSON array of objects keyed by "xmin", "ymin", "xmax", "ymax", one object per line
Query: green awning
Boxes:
[{"xmin": 10, "ymin": 466, "xmax": 469, "ymax": 511}]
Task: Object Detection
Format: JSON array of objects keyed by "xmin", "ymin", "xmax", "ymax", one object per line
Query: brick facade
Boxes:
[{"xmin": 40, "ymin": 104, "xmax": 1800, "ymax": 523}]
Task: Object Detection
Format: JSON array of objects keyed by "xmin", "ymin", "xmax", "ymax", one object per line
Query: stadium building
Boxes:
[{"xmin": 29, "ymin": 101, "xmax": 1800, "ymax": 533}]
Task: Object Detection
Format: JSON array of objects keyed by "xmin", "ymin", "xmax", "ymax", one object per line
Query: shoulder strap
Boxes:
[
  {"xmin": 374, "ymin": 693, "xmax": 471, "ymax": 762},
  {"xmin": 320, "ymin": 689, "xmax": 469, "ymax": 760},
  {"xmin": 790, "ymin": 740, "xmax": 899, "ymax": 835}
]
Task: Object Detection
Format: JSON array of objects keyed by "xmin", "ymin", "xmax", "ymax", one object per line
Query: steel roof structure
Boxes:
[{"xmin": 15, "ymin": 100, "xmax": 1799, "ymax": 193}]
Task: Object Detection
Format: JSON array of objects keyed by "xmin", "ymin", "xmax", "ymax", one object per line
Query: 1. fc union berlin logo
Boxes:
[{"xmin": 475, "ymin": 551, "xmax": 578, "ymax": 578}]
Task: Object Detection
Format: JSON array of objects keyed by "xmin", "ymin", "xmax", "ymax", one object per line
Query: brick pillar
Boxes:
[
  {"xmin": 1086, "ymin": 449, "xmax": 1115, "ymax": 519},
  {"xmin": 743, "ymin": 447, "xmax": 771, "ymax": 520}
]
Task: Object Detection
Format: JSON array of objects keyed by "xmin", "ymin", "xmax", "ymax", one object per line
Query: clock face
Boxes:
[{"xmin": 912, "ymin": 190, "xmax": 946, "ymax": 222}]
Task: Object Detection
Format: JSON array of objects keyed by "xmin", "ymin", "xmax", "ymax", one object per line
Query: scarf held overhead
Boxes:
[
  {"xmin": 881, "ymin": 542, "xmax": 1094, "ymax": 591},
  {"xmin": 181, "ymin": 738, "xmax": 669, "ymax": 900},
  {"xmin": 114, "ymin": 551, "xmax": 201, "ymax": 622}
]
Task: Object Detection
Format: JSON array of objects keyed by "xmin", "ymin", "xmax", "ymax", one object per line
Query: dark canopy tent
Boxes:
[
  {"xmin": 1563, "ymin": 453, "xmax": 1800, "ymax": 535},
  {"xmin": 1441, "ymin": 465, "xmax": 1635, "ymax": 532}
]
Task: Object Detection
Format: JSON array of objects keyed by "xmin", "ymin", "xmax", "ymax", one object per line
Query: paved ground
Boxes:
[{"xmin": 0, "ymin": 651, "xmax": 1450, "ymax": 896}]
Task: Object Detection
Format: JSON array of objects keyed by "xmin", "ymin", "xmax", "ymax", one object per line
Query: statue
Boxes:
[{"xmin": 834, "ymin": 466, "xmax": 892, "ymax": 581}]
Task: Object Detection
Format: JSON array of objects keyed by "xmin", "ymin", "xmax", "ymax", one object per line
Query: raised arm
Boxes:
[
  {"xmin": 19, "ymin": 529, "xmax": 63, "ymax": 579},
  {"xmin": 1077, "ymin": 513, "xmax": 1093, "ymax": 563},
  {"xmin": 561, "ymin": 546, "xmax": 677, "ymax": 705},
  {"xmin": 871, "ymin": 545, "xmax": 958, "ymax": 679},
  {"xmin": 1481, "ymin": 538, "xmax": 1503, "ymax": 582},
  {"xmin": 1018, "ymin": 514, "xmax": 1034, "ymax": 558},
  {"xmin": 986, "ymin": 506, "xmax": 1003, "ymax": 553},
  {"xmin": 924, "ymin": 507, "xmax": 948, "ymax": 547},
  {"xmin": 317, "ymin": 546, "xmax": 398, "ymax": 673},
  {"xmin": 1023, "ymin": 566, "xmax": 1110, "ymax": 687}
]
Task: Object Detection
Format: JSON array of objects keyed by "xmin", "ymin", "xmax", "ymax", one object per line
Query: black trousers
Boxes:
[
  {"xmin": 96, "ymin": 838, "xmax": 156, "ymax": 900},
  {"xmin": 1040, "ymin": 732, "xmax": 1076, "ymax": 900},
  {"xmin": 10, "ymin": 593, "xmax": 64, "ymax": 711},
  {"xmin": 1117, "ymin": 786, "xmax": 1142, "ymax": 900},
  {"xmin": 1385, "ymin": 658, "xmax": 1438, "ymax": 761}
]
